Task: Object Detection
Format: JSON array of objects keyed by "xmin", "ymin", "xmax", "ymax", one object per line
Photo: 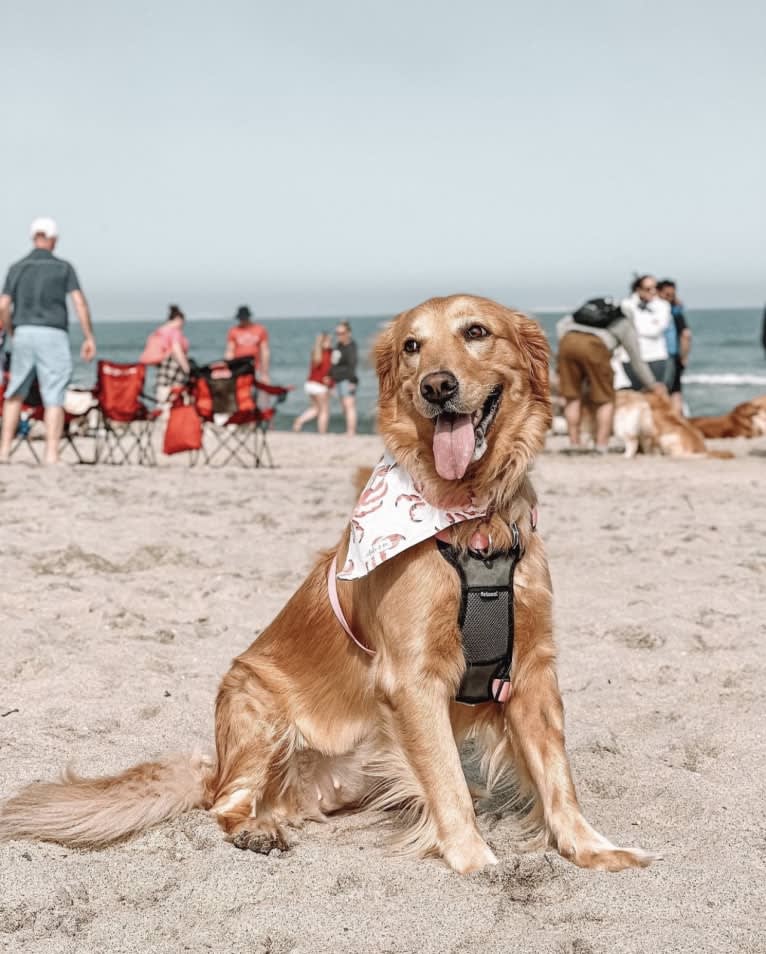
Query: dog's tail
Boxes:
[{"xmin": 0, "ymin": 752, "xmax": 214, "ymax": 847}]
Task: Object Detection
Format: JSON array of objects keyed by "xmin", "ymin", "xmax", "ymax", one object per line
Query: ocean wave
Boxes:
[{"xmin": 684, "ymin": 373, "xmax": 766, "ymax": 386}]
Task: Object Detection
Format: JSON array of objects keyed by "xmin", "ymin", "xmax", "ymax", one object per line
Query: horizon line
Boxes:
[{"xmin": 79, "ymin": 303, "xmax": 765, "ymax": 323}]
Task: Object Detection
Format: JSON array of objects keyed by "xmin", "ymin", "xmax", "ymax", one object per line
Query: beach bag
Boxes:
[
  {"xmin": 573, "ymin": 297, "xmax": 623, "ymax": 329},
  {"xmin": 163, "ymin": 403, "xmax": 202, "ymax": 455},
  {"xmin": 140, "ymin": 329, "xmax": 172, "ymax": 365}
]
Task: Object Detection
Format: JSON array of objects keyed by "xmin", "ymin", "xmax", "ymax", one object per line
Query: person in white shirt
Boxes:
[{"xmin": 620, "ymin": 275, "xmax": 672, "ymax": 389}]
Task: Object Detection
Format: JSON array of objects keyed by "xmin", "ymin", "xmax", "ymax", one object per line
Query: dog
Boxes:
[
  {"xmin": 613, "ymin": 389, "xmax": 733, "ymax": 459},
  {"xmin": 0, "ymin": 295, "xmax": 652, "ymax": 874},
  {"xmin": 690, "ymin": 395, "xmax": 766, "ymax": 439}
]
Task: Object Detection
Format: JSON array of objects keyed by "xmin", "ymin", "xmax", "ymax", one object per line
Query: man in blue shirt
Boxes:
[
  {"xmin": 0, "ymin": 217, "xmax": 96, "ymax": 464},
  {"xmin": 658, "ymin": 279, "xmax": 692, "ymax": 416}
]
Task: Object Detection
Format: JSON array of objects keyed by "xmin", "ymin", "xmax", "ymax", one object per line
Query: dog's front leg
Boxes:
[
  {"xmin": 506, "ymin": 645, "xmax": 654, "ymax": 871},
  {"xmin": 387, "ymin": 680, "xmax": 497, "ymax": 874}
]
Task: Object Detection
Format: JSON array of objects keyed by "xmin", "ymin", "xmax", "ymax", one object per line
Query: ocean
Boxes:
[{"xmin": 65, "ymin": 308, "xmax": 766, "ymax": 434}]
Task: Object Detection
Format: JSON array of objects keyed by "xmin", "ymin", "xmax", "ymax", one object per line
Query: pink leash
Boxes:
[{"xmin": 327, "ymin": 556, "xmax": 375, "ymax": 656}]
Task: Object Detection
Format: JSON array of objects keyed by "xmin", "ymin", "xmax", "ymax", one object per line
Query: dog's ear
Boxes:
[
  {"xmin": 373, "ymin": 320, "xmax": 399, "ymax": 400},
  {"xmin": 517, "ymin": 315, "xmax": 551, "ymax": 405}
]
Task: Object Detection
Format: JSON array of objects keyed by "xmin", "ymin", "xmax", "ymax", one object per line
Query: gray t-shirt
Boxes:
[{"xmin": 2, "ymin": 248, "xmax": 81, "ymax": 331}]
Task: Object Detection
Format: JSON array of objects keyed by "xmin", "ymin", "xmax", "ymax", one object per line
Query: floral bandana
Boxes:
[{"xmin": 337, "ymin": 453, "xmax": 487, "ymax": 581}]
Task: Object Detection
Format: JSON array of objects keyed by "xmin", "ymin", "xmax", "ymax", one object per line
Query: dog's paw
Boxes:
[
  {"xmin": 230, "ymin": 829, "xmax": 290, "ymax": 855},
  {"xmin": 558, "ymin": 836, "xmax": 657, "ymax": 871},
  {"xmin": 442, "ymin": 833, "xmax": 498, "ymax": 874},
  {"xmin": 574, "ymin": 845, "xmax": 657, "ymax": 871}
]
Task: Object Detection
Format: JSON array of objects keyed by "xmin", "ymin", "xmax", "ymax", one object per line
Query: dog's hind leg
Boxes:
[{"xmin": 208, "ymin": 663, "xmax": 297, "ymax": 853}]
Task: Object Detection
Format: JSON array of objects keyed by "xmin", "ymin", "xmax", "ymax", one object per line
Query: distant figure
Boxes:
[
  {"xmin": 225, "ymin": 305, "xmax": 270, "ymax": 382},
  {"xmin": 292, "ymin": 333, "xmax": 334, "ymax": 434},
  {"xmin": 152, "ymin": 305, "xmax": 191, "ymax": 408},
  {"xmin": 0, "ymin": 217, "xmax": 96, "ymax": 464},
  {"xmin": 557, "ymin": 303, "xmax": 665, "ymax": 453},
  {"xmin": 620, "ymin": 275, "xmax": 672, "ymax": 390},
  {"xmin": 329, "ymin": 320, "xmax": 358, "ymax": 436},
  {"xmin": 657, "ymin": 279, "xmax": 692, "ymax": 415}
]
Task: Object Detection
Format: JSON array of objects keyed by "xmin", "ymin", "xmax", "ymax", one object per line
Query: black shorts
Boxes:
[{"xmin": 669, "ymin": 355, "xmax": 684, "ymax": 394}]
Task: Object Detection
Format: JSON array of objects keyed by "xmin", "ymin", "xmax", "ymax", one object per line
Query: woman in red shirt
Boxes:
[{"xmin": 292, "ymin": 333, "xmax": 334, "ymax": 434}]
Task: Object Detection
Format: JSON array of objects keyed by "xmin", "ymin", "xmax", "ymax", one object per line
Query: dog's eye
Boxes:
[
  {"xmin": 465, "ymin": 324, "xmax": 490, "ymax": 340},
  {"xmin": 403, "ymin": 338, "xmax": 420, "ymax": 354}
]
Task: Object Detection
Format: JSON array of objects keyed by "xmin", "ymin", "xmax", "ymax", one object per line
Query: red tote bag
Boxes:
[{"xmin": 163, "ymin": 403, "xmax": 202, "ymax": 455}]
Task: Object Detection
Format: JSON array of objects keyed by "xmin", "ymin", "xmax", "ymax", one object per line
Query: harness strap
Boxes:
[
  {"xmin": 438, "ymin": 528, "xmax": 522, "ymax": 705},
  {"xmin": 327, "ymin": 556, "xmax": 375, "ymax": 656},
  {"xmin": 327, "ymin": 508, "xmax": 538, "ymax": 702}
]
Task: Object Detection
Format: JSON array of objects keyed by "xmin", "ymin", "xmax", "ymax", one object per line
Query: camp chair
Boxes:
[
  {"xmin": 95, "ymin": 360, "xmax": 160, "ymax": 465},
  {"xmin": 189, "ymin": 357, "xmax": 289, "ymax": 467},
  {"xmin": 0, "ymin": 359, "xmax": 97, "ymax": 464}
]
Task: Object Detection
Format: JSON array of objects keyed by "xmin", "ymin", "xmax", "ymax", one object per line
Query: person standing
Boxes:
[
  {"xmin": 292, "ymin": 332, "xmax": 334, "ymax": 434},
  {"xmin": 556, "ymin": 303, "xmax": 666, "ymax": 453},
  {"xmin": 0, "ymin": 217, "xmax": 96, "ymax": 464},
  {"xmin": 224, "ymin": 305, "xmax": 270, "ymax": 381},
  {"xmin": 146, "ymin": 305, "xmax": 191, "ymax": 409},
  {"xmin": 620, "ymin": 275, "xmax": 672, "ymax": 389},
  {"xmin": 329, "ymin": 320, "xmax": 358, "ymax": 436},
  {"xmin": 657, "ymin": 279, "xmax": 692, "ymax": 415}
]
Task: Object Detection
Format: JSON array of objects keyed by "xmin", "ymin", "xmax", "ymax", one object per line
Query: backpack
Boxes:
[{"xmin": 572, "ymin": 297, "xmax": 624, "ymax": 329}]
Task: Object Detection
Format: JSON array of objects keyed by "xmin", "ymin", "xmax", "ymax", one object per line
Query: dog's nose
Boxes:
[{"xmin": 420, "ymin": 371, "xmax": 459, "ymax": 406}]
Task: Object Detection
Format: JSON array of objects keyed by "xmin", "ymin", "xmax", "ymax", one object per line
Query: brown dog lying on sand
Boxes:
[
  {"xmin": 0, "ymin": 295, "xmax": 653, "ymax": 874},
  {"xmin": 613, "ymin": 389, "xmax": 733, "ymax": 459},
  {"xmin": 690, "ymin": 395, "xmax": 766, "ymax": 439}
]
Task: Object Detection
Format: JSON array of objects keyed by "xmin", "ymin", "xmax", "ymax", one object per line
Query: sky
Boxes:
[{"xmin": 1, "ymin": 0, "xmax": 764, "ymax": 318}]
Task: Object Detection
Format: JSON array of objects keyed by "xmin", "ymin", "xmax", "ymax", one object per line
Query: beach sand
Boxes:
[{"xmin": 1, "ymin": 432, "xmax": 765, "ymax": 954}]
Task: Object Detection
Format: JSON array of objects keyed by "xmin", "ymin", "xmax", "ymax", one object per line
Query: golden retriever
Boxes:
[
  {"xmin": 613, "ymin": 389, "xmax": 733, "ymax": 459},
  {"xmin": 0, "ymin": 294, "xmax": 652, "ymax": 874},
  {"xmin": 689, "ymin": 395, "xmax": 766, "ymax": 439}
]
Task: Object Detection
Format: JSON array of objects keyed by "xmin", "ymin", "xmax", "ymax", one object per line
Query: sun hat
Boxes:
[
  {"xmin": 235, "ymin": 305, "xmax": 252, "ymax": 321},
  {"xmin": 29, "ymin": 216, "xmax": 59, "ymax": 239}
]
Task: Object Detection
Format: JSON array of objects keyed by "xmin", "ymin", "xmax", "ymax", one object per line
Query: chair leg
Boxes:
[
  {"xmin": 10, "ymin": 433, "xmax": 40, "ymax": 464},
  {"xmin": 256, "ymin": 425, "xmax": 275, "ymax": 468},
  {"xmin": 62, "ymin": 421, "xmax": 92, "ymax": 465}
]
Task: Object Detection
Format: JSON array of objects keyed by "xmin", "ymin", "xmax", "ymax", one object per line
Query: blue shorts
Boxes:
[
  {"xmin": 6, "ymin": 325, "xmax": 72, "ymax": 407},
  {"xmin": 336, "ymin": 379, "xmax": 357, "ymax": 398}
]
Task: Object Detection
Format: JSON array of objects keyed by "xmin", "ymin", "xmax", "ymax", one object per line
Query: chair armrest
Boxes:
[{"xmin": 253, "ymin": 379, "xmax": 293, "ymax": 401}]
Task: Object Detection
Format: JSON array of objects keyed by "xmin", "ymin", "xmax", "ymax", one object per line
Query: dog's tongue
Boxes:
[{"xmin": 433, "ymin": 413, "xmax": 475, "ymax": 480}]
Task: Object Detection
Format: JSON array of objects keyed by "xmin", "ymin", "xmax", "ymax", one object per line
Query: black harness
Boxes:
[{"xmin": 437, "ymin": 523, "xmax": 523, "ymax": 705}]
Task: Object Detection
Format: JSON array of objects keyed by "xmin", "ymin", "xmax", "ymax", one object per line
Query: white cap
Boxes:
[{"xmin": 29, "ymin": 216, "xmax": 59, "ymax": 239}]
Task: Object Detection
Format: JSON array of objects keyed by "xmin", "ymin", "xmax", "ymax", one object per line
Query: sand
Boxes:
[{"xmin": 1, "ymin": 431, "xmax": 765, "ymax": 954}]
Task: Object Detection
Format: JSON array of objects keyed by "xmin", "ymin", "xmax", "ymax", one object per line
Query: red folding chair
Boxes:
[
  {"xmin": 0, "ymin": 359, "xmax": 97, "ymax": 464},
  {"xmin": 95, "ymin": 360, "xmax": 160, "ymax": 465},
  {"xmin": 189, "ymin": 357, "xmax": 290, "ymax": 467}
]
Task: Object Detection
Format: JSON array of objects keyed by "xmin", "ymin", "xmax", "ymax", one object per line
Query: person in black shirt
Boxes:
[
  {"xmin": 329, "ymin": 320, "xmax": 358, "ymax": 436},
  {"xmin": 657, "ymin": 279, "xmax": 692, "ymax": 416}
]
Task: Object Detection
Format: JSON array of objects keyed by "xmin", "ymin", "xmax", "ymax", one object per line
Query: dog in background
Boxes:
[
  {"xmin": 612, "ymin": 389, "xmax": 733, "ymax": 459},
  {"xmin": 690, "ymin": 395, "xmax": 766, "ymax": 439},
  {"xmin": 0, "ymin": 295, "xmax": 653, "ymax": 875}
]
